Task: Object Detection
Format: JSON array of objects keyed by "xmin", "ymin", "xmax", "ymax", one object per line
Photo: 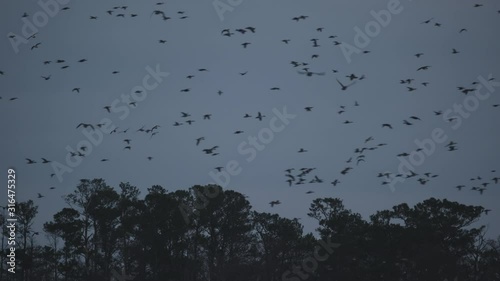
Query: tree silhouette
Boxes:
[{"xmin": 1, "ymin": 178, "xmax": 498, "ymax": 281}]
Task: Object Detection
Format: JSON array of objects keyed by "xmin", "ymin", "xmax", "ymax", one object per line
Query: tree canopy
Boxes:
[{"xmin": 0, "ymin": 178, "xmax": 498, "ymax": 281}]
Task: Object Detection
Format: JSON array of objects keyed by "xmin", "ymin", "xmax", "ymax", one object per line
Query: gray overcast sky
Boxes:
[{"xmin": 1, "ymin": 0, "xmax": 499, "ymax": 239}]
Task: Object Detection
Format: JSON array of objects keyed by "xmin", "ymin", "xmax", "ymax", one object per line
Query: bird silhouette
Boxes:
[
  {"xmin": 336, "ymin": 79, "xmax": 350, "ymax": 91},
  {"xmin": 382, "ymin": 124, "xmax": 393, "ymax": 129},
  {"xmin": 76, "ymin": 123, "xmax": 94, "ymax": 130},
  {"xmin": 269, "ymin": 200, "xmax": 281, "ymax": 207},
  {"xmin": 298, "ymin": 70, "xmax": 325, "ymax": 77},
  {"xmin": 41, "ymin": 158, "xmax": 51, "ymax": 163},
  {"xmin": 31, "ymin": 42, "xmax": 41, "ymax": 50},
  {"xmin": 256, "ymin": 112, "xmax": 265, "ymax": 121},
  {"xmin": 196, "ymin": 137, "xmax": 205, "ymax": 146}
]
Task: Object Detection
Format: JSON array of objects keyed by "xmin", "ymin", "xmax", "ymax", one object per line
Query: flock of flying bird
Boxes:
[{"xmin": 2, "ymin": 2, "xmax": 499, "ymax": 215}]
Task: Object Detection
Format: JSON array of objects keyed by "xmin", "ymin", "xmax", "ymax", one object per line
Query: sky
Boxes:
[{"xmin": 1, "ymin": 0, "xmax": 500, "ymax": 241}]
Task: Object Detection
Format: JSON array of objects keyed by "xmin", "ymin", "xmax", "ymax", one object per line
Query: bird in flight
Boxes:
[
  {"xmin": 76, "ymin": 123, "xmax": 95, "ymax": 130},
  {"xmin": 298, "ymin": 70, "xmax": 325, "ymax": 77},
  {"xmin": 196, "ymin": 137, "xmax": 205, "ymax": 146},
  {"xmin": 203, "ymin": 146, "xmax": 219, "ymax": 154},
  {"xmin": 41, "ymin": 158, "xmax": 51, "ymax": 163},
  {"xmin": 31, "ymin": 42, "xmax": 41, "ymax": 50},
  {"xmin": 256, "ymin": 112, "xmax": 265, "ymax": 121},
  {"xmin": 269, "ymin": 200, "xmax": 281, "ymax": 207},
  {"xmin": 336, "ymin": 79, "xmax": 351, "ymax": 91},
  {"xmin": 382, "ymin": 123, "xmax": 393, "ymax": 129}
]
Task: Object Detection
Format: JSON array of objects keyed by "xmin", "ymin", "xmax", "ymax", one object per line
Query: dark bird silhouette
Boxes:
[
  {"xmin": 196, "ymin": 137, "xmax": 205, "ymax": 146},
  {"xmin": 37, "ymin": 193, "xmax": 44, "ymax": 198},
  {"xmin": 269, "ymin": 200, "xmax": 281, "ymax": 207},
  {"xmin": 382, "ymin": 124, "xmax": 393, "ymax": 129},
  {"xmin": 72, "ymin": 88, "xmax": 80, "ymax": 93},
  {"xmin": 298, "ymin": 70, "xmax": 325, "ymax": 77},
  {"xmin": 336, "ymin": 79, "xmax": 350, "ymax": 91},
  {"xmin": 41, "ymin": 75, "xmax": 51, "ymax": 80},
  {"xmin": 41, "ymin": 158, "xmax": 51, "ymax": 163},
  {"xmin": 76, "ymin": 123, "xmax": 94, "ymax": 130},
  {"xmin": 256, "ymin": 112, "xmax": 265, "ymax": 121},
  {"xmin": 421, "ymin": 18, "xmax": 433, "ymax": 24},
  {"xmin": 203, "ymin": 146, "xmax": 219, "ymax": 154},
  {"xmin": 31, "ymin": 42, "xmax": 42, "ymax": 50},
  {"xmin": 26, "ymin": 158, "xmax": 37, "ymax": 164},
  {"xmin": 341, "ymin": 167, "xmax": 352, "ymax": 175},
  {"xmin": 346, "ymin": 74, "xmax": 358, "ymax": 81}
]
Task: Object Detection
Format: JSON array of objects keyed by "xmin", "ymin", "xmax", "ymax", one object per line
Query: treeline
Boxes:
[{"xmin": 1, "ymin": 178, "xmax": 499, "ymax": 281}]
